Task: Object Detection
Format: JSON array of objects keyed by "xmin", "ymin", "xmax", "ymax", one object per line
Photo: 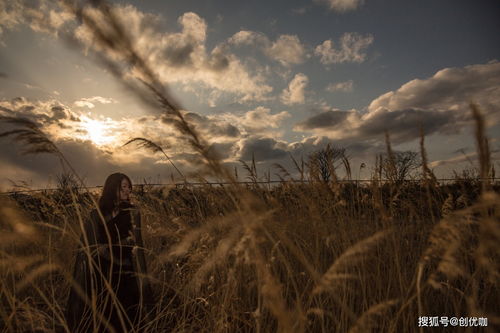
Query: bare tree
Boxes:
[
  {"xmin": 382, "ymin": 150, "xmax": 420, "ymax": 183},
  {"xmin": 307, "ymin": 144, "xmax": 346, "ymax": 183}
]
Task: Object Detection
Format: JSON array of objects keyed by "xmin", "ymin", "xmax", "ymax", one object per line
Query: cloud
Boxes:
[
  {"xmin": 172, "ymin": 111, "xmax": 242, "ymax": 141},
  {"xmin": 289, "ymin": 135, "xmax": 375, "ymax": 157},
  {"xmin": 295, "ymin": 61, "xmax": 500, "ymax": 143},
  {"xmin": 109, "ymin": 9, "xmax": 273, "ymax": 103},
  {"xmin": 143, "ymin": 11, "xmax": 273, "ymax": 102},
  {"xmin": 229, "ymin": 133, "xmax": 379, "ymax": 183},
  {"xmin": 0, "ymin": 1, "xmax": 23, "ymax": 34},
  {"xmin": 281, "ymin": 73, "xmax": 309, "ymax": 105},
  {"xmin": 265, "ymin": 35, "xmax": 307, "ymax": 66},
  {"xmin": 0, "ymin": 97, "xmax": 158, "ymax": 150},
  {"xmin": 221, "ymin": 106, "xmax": 291, "ymax": 137},
  {"xmin": 74, "ymin": 101, "xmax": 95, "ymax": 109},
  {"xmin": 294, "ymin": 106, "xmax": 456, "ymax": 143},
  {"xmin": 238, "ymin": 136, "xmax": 289, "ymax": 161},
  {"xmin": 295, "ymin": 110, "xmax": 355, "ymax": 130},
  {"xmin": 0, "ymin": 132, "xmax": 117, "ymax": 189},
  {"xmin": 358, "ymin": 108, "xmax": 454, "ymax": 142},
  {"xmin": 5, "ymin": 3, "xmax": 273, "ymax": 104},
  {"xmin": 236, "ymin": 133, "xmax": 377, "ymax": 168},
  {"xmin": 0, "ymin": 97, "xmax": 81, "ymax": 129},
  {"xmin": 240, "ymin": 107, "xmax": 290, "ymax": 129},
  {"xmin": 326, "ymin": 80, "xmax": 354, "ymax": 92},
  {"xmin": 228, "ymin": 30, "xmax": 267, "ymax": 47},
  {"xmin": 314, "ymin": 0, "xmax": 365, "ymax": 13},
  {"xmin": 0, "ymin": 97, "xmax": 199, "ymax": 187},
  {"xmin": 0, "ymin": 96, "xmax": 297, "ymax": 186},
  {"xmin": 0, "ymin": 0, "xmax": 73, "ymax": 37},
  {"xmin": 0, "ymin": 132, "xmax": 195, "ymax": 189},
  {"xmin": 315, "ymin": 33, "xmax": 373, "ymax": 65},
  {"xmin": 368, "ymin": 61, "xmax": 500, "ymax": 121},
  {"xmin": 74, "ymin": 96, "xmax": 118, "ymax": 109},
  {"xmin": 207, "ymin": 142, "xmax": 238, "ymax": 160},
  {"xmin": 153, "ymin": 11, "xmax": 207, "ymax": 68},
  {"xmin": 0, "ymin": 97, "xmax": 381, "ymax": 186},
  {"xmin": 162, "ymin": 106, "xmax": 290, "ymax": 142},
  {"xmin": 228, "ymin": 31, "xmax": 307, "ymax": 66},
  {"xmin": 159, "ymin": 106, "xmax": 291, "ymax": 161}
]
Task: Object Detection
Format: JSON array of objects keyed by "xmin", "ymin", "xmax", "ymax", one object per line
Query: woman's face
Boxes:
[{"xmin": 118, "ymin": 178, "xmax": 131, "ymax": 201}]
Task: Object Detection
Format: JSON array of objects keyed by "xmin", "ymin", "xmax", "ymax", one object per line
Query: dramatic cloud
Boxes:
[
  {"xmin": 236, "ymin": 133, "xmax": 377, "ymax": 173},
  {"xmin": 0, "ymin": 0, "xmax": 73, "ymax": 37},
  {"xmin": 326, "ymin": 80, "xmax": 354, "ymax": 92},
  {"xmin": 0, "ymin": 97, "xmax": 383, "ymax": 187},
  {"xmin": 357, "ymin": 108, "xmax": 455, "ymax": 142},
  {"xmin": 295, "ymin": 106, "xmax": 452, "ymax": 142},
  {"xmin": 313, "ymin": 0, "xmax": 365, "ymax": 13},
  {"xmin": 315, "ymin": 33, "xmax": 373, "ymax": 65},
  {"xmin": 221, "ymin": 106, "xmax": 290, "ymax": 137},
  {"xmin": 0, "ymin": 138, "xmax": 111, "ymax": 189},
  {"xmin": 0, "ymin": 96, "xmax": 297, "ymax": 186},
  {"xmin": 295, "ymin": 109, "xmax": 355, "ymax": 131},
  {"xmin": 0, "ymin": 99, "xmax": 149, "ymax": 187},
  {"xmin": 3, "ymin": 3, "xmax": 273, "ymax": 104},
  {"xmin": 238, "ymin": 107, "xmax": 290, "ymax": 130},
  {"xmin": 288, "ymin": 135, "xmax": 376, "ymax": 158},
  {"xmin": 0, "ymin": 98, "xmax": 207, "ymax": 187},
  {"xmin": 75, "ymin": 7, "xmax": 274, "ymax": 103},
  {"xmin": 162, "ymin": 111, "xmax": 241, "ymax": 142},
  {"xmin": 281, "ymin": 73, "xmax": 309, "ymax": 105},
  {"xmin": 368, "ymin": 61, "xmax": 500, "ymax": 122},
  {"xmin": 228, "ymin": 31, "xmax": 307, "ymax": 66},
  {"xmin": 0, "ymin": 132, "xmax": 194, "ymax": 189},
  {"xmin": 0, "ymin": 1, "xmax": 24, "ymax": 35},
  {"xmin": 295, "ymin": 61, "xmax": 500, "ymax": 143},
  {"xmin": 238, "ymin": 136, "xmax": 289, "ymax": 161},
  {"xmin": 0, "ymin": 97, "xmax": 81, "ymax": 129}
]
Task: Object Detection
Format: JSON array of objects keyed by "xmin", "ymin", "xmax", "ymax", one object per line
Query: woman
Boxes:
[{"xmin": 66, "ymin": 173, "xmax": 153, "ymax": 332}]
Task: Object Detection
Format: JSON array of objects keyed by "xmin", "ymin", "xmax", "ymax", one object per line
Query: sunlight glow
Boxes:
[{"xmin": 81, "ymin": 116, "xmax": 115, "ymax": 146}]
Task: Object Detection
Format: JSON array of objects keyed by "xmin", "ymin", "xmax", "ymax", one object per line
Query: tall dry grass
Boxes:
[
  {"xmin": 1, "ymin": 1, "xmax": 499, "ymax": 332},
  {"xmin": 1, "ymin": 110, "xmax": 499, "ymax": 332}
]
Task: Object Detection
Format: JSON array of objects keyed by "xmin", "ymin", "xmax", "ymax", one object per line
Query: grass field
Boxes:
[{"xmin": 1, "ymin": 168, "xmax": 499, "ymax": 332}]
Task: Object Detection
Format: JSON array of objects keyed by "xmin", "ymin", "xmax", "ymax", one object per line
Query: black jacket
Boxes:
[{"xmin": 66, "ymin": 203, "xmax": 153, "ymax": 332}]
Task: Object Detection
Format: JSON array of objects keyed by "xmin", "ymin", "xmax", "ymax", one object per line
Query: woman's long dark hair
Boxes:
[{"xmin": 98, "ymin": 173, "xmax": 132, "ymax": 215}]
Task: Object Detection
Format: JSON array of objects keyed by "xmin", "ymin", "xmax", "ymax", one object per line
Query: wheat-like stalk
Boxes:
[
  {"xmin": 0, "ymin": 116, "xmax": 61, "ymax": 156},
  {"xmin": 313, "ymin": 229, "xmax": 392, "ymax": 294},
  {"xmin": 348, "ymin": 299, "xmax": 399, "ymax": 333},
  {"xmin": 471, "ymin": 103, "xmax": 491, "ymax": 192},
  {"xmin": 123, "ymin": 137, "xmax": 185, "ymax": 179}
]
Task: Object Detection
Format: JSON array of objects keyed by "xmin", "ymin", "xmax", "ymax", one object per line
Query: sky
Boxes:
[{"xmin": 0, "ymin": 0, "xmax": 499, "ymax": 189}]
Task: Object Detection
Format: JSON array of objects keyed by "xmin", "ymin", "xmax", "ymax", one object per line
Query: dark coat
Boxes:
[{"xmin": 66, "ymin": 203, "xmax": 153, "ymax": 332}]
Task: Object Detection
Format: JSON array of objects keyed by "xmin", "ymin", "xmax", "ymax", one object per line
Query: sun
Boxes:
[{"xmin": 81, "ymin": 116, "xmax": 115, "ymax": 146}]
